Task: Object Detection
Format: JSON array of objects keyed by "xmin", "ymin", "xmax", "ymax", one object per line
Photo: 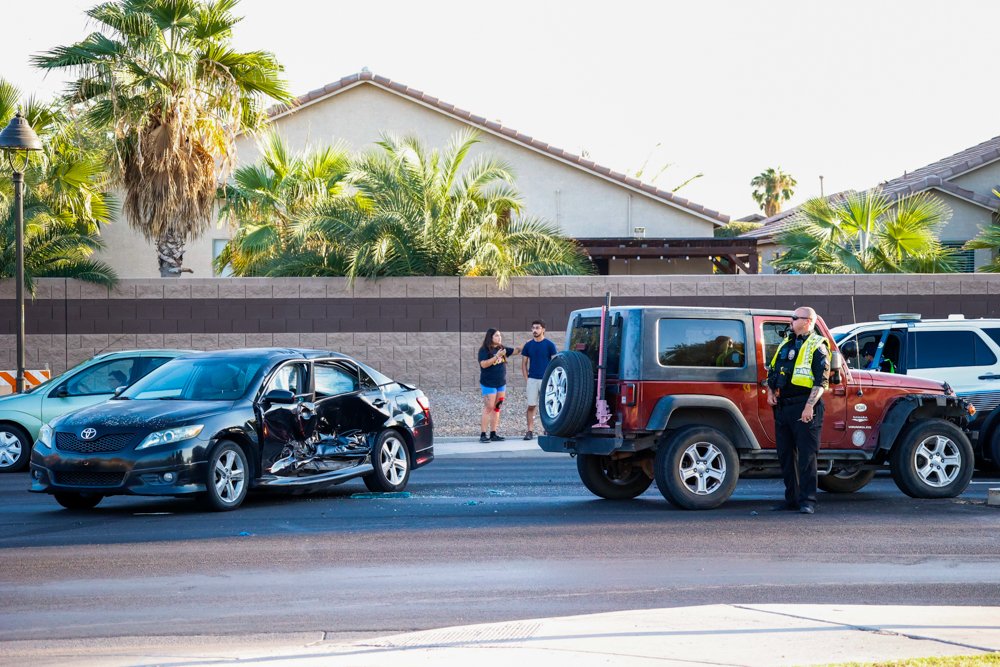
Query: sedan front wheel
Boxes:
[{"xmin": 200, "ymin": 441, "xmax": 249, "ymax": 511}]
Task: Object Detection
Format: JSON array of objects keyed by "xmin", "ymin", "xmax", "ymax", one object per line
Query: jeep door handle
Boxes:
[{"xmin": 978, "ymin": 373, "xmax": 1000, "ymax": 380}]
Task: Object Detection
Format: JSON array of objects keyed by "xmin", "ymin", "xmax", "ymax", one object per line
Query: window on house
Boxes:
[
  {"xmin": 212, "ymin": 239, "xmax": 233, "ymax": 277},
  {"xmin": 941, "ymin": 242, "xmax": 975, "ymax": 273}
]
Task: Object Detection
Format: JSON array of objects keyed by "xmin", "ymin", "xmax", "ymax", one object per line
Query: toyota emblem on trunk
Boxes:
[{"xmin": 80, "ymin": 428, "xmax": 97, "ymax": 440}]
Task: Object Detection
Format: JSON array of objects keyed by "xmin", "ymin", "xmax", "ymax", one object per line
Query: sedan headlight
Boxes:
[
  {"xmin": 37, "ymin": 423, "xmax": 54, "ymax": 450},
  {"xmin": 136, "ymin": 424, "xmax": 205, "ymax": 450}
]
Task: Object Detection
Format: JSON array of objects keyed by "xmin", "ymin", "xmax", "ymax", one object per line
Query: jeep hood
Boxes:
[{"xmin": 853, "ymin": 370, "xmax": 947, "ymax": 393}]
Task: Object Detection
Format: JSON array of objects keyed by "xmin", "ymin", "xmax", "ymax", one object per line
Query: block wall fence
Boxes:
[{"xmin": 3, "ymin": 274, "xmax": 1000, "ymax": 390}]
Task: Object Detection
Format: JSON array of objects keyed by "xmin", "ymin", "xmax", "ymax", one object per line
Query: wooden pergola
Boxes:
[{"xmin": 576, "ymin": 238, "xmax": 759, "ymax": 274}]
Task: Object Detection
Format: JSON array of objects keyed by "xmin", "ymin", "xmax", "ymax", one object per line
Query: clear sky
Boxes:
[{"xmin": 3, "ymin": 0, "xmax": 998, "ymax": 219}]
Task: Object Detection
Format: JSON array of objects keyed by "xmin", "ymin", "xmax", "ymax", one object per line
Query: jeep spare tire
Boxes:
[{"xmin": 539, "ymin": 351, "xmax": 595, "ymax": 437}]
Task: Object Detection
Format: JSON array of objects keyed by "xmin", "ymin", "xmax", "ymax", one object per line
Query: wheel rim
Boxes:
[
  {"xmin": 0, "ymin": 431, "xmax": 22, "ymax": 468},
  {"xmin": 380, "ymin": 436, "xmax": 408, "ymax": 486},
  {"xmin": 214, "ymin": 449, "xmax": 246, "ymax": 503},
  {"xmin": 678, "ymin": 441, "xmax": 727, "ymax": 496},
  {"xmin": 544, "ymin": 367, "xmax": 568, "ymax": 419},
  {"xmin": 913, "ymin": 434, "xmax": 962, "ymax": 488}
]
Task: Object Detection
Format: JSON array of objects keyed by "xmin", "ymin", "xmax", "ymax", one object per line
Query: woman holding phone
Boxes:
[{"xmin": 477, "ymin": 328, "xmax": 520, "ymax": 443}]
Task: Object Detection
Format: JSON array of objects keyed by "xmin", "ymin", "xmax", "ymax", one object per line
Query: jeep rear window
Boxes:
[
  {"xmin": 569, "ymin": 314, "xmax": 622, "ymax": 377},
  {"xmin": 658, "ymin": 319, "xmax": 746, "ymax": 368}
]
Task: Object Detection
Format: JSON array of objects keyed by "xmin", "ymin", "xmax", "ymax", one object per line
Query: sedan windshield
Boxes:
[{"xmin": 122, "ymin": 358, "xmax": 263, "ymax": 401}]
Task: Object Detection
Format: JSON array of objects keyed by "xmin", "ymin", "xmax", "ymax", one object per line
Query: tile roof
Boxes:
[
  {"xmin": 267, "ymin": 71, "xmax": 730, "ymax": 224},
  {"xmin": 741, "ymin": 135, "xmax": 1000, "ymax": 242}
]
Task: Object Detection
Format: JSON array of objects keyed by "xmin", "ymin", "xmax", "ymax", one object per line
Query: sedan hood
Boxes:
[
  {"xmin": 854, "ymin": 370, "xmax": 947, "ymax": 393},
  {"xmin": 54, "ymin": 399, "xmax": 237, "ymax": 431},
  {"xmin": 0, "ymin": 391, "xmax": 43, "ymax": 412}
]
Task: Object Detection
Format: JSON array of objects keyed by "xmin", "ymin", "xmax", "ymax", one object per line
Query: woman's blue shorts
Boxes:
[{"xmin": 480, "ymin": 384, "xmax": 506, "ymax": 396}]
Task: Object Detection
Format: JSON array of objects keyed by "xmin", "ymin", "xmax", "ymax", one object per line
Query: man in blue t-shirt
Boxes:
[{"xmin": 521, "ymin": 319, "xmax": 559, "ymax": 440}]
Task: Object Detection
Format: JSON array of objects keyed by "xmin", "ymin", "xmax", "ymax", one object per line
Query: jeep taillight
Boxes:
[{"xmin": 622, "ymin": 382, "xmax": 637, "ymax": 406}]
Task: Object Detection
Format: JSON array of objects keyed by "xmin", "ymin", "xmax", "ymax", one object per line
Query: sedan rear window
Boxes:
[{"xmin": 125, "ymin": 358, "xmax": 263, "ymax": 401}]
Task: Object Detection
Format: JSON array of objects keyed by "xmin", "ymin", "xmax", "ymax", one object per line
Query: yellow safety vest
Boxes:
[{"xmin": 770, "ymin": 332, "xmax": 828, "ymax": 389}]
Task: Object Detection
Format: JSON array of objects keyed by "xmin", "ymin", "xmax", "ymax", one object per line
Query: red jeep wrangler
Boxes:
[{"xmin": 538, "ymin": 305, "xmax": 976, "ymax": 509}]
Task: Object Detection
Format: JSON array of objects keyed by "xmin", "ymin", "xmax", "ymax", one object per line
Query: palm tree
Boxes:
[
  {"xmin": 293, "ymin": 130, "xmax": 592, "ymax": 286},
  {"xmin": 34, "ymin": 0, "xmax": 293, "ymax": 277},
  {"xmin": 0, "ymin": 80, "xmax": 116, "ymax": 289},
  {"xmin": 215, "ymin": 132, "xmax": 352, "ymax": 276},
  {"xmin": 962, "ymin": 189, "xmax": 1000, "ymax": 272},
  {"xmin": 751, "ymin": 167, "xmax": 797, "ymax": 217},
  {"xmin": 773, "ymin": 189, "xmax": 955, "ymax": 274}
]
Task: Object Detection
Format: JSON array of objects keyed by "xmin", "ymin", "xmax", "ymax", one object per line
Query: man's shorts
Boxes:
[
  {"xmin": 481, "ymin": 384, "xmax": 506, "ymax": 396},
  {"xmin": 526, "ymin": 378, "xmax": 543, "ymax": 407}
]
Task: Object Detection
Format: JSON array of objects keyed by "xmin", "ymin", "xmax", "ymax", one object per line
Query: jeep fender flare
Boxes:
[
  {"xmin": 877, "ymin": 394, "xmax": 970, "ymax": 452},
  {"xmin": 646, "ymin": 395, "xmax": 761, "ymax": 450}
]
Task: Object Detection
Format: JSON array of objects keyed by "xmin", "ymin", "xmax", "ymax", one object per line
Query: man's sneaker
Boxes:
[
  {"xmin": 490, "ymin": 433, "xmax": 506, "ymax": 442},
  {"xmin": 523, "ymin": 431, "xmax": 534, "ymax": 440},
  {"xmin": 479, "ymin": 433, "xmax": 489, "ymax": 443}
]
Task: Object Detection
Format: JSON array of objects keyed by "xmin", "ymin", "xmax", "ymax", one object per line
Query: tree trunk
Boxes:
[{"xmin": 156, "ymin": 230, "xmax": 188, "ymax": 277}]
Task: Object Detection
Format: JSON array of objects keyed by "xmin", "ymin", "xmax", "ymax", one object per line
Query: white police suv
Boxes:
[{"xmin": 830, "ymin": 313, "xmax": 1000, "ymax": 468}]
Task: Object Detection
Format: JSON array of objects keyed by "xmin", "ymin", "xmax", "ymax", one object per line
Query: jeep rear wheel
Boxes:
[
  {"xmin": 539, "ymin": 351, "xmax": 595, "ymax": 438},
  {"xmin": 654, "ymin": 426, "xmax": 739, "ymax": 510},
  {"xmin": 890, "ymin": 419, "xmax": 973, "ymax": 499},
  {"xmin": 818, "ymin": 468, "xmax": 876, "ymax": 494},
  {"xmin": 577, "ymin": 454, "xmax": 653, "ymax": 500}
]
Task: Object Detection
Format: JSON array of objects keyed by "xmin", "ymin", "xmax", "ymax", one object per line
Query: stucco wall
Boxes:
[
  {"xmin": 949, "ymin": 159, "xmax": 1000, "ymax": 197},
  {"xmin": 4, "ymin": 274, "xmax": 1000, "ymax": 390}
]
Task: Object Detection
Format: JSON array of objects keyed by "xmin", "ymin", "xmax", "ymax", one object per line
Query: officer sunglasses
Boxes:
[{"xmin": 790, "ymin": 315, "xmax": 803, "ymax": 321}]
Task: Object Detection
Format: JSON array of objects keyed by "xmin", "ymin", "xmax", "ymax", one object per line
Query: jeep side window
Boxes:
[
  {"xmin": 909, "ymin": 331, "xmax": 997, "ymax": 368},
  {"xmin": 658, "ymin": 319, "xmax": 746, "ymax": 368},
  {"xmin": 762, "ymin": 322, "xmax": 791, "ymax": 366}
]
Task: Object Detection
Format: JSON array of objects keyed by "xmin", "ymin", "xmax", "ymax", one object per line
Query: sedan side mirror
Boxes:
[
  {"xmin": 262, "ymin": 389, "xmax": 295, "ymax": 406},
  {"xmin": 113, "ymin": 385, "xmax": 127, "ymax": 397},
  {"xmin": 56, "ymin": 385, "xmax": 69, "ymax": 398}
]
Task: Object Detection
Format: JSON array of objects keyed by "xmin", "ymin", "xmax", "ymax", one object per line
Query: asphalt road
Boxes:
[{"xmin": 2, "ymin": 455, "xmax": 999, "ymax": 643}]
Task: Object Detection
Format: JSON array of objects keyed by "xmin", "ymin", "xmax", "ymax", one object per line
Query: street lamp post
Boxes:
[{"xmin": 0, "ymin": 112, "xmax": 42, "ymax": 393}]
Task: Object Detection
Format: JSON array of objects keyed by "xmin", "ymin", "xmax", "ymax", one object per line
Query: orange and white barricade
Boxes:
[{"xmin": 0, "ymin": 369, "xmax": 51, "ymax": 395}]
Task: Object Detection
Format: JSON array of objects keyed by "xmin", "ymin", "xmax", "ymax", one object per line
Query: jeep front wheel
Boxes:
[
  {"xmin": 818, "ymin": 468, "xmax": 876, "ymax": 494},
  {"xmin": 890, "ymin": 419, "xmax": 974, "ymax": 499},
  {"xmin": 539, "ymin": 351, "xmax": 595, "ymax": 438},
  {"xmin": 577, "ymin": 454, "xmax": 653, "ymax": 500},
  {"xmin": 654, "ymin": 426, "xmax": 739, "ymax": 510}
]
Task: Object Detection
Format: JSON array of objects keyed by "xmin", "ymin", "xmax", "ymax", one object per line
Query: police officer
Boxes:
[{"xmin": 766, "ymin": 306, "xmax": 829, "ymax": 515}]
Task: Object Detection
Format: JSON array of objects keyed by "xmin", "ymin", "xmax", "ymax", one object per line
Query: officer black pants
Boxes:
[{"xmin": 773, "ymin": 397, "xmax": 823, "ymax": 507}]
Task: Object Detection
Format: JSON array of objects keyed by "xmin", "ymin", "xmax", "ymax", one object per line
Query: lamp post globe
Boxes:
[{"xmin": 0, "ymin": 111, "xmax": 43, "ymax": 393}]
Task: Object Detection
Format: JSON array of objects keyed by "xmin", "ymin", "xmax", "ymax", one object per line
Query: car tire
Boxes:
[
  {"xmin": 818, "ymin": 469, "xmax": 876, "ymax": 494},
  {"xmin": 54, "ymin": 492, "xmax": 103, "ymax": 510},
  {"xmin": 200, "ymin": 441, "xmax": 249, "ymax": 511},
  {"xmin": 654, "ymin": 426, "xmax": 739, "ymax": 510},
  {"xmin": 539, "ymin": 351, "xmax": 595, "ymax": 438},
  {"xmin": 363, "ymin": 430, "xmax": 411, "ymax": 492},
  {"xmin": 0, "ymin": 423, "xmax": 32, "ymax": 473},
  {"xmin": 890, "ymin": 419, "xmax": 974, "ymax": 499},
  {"xmin": 577, "ymin": 453, "xmax": 653, "ymax": 500}
]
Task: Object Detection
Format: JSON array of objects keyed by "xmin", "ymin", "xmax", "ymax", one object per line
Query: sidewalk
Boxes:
[
  {"xmin": 434, "ymin": 435, "xmax": 559, "ymax": 457},
  {"xmin": 8, "ymin": 605, "xmax": 998, "ymax": 666}
]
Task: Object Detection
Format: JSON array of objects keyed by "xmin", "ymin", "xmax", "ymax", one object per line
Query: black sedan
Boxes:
[{"xmin": 29, "ymin": 348, "xmax": 433, "ymax": 511}]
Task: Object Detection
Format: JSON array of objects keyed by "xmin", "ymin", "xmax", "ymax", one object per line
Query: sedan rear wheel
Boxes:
[
  {"xmin": 0, "ymin": 424, "xmax": 31, "ymax": 473},
  {"xmin": 577, "ymin": 453, "xmax": 653, "ymax": 500},
  {"xmin": 818, "ymin": 468, "xmax": 876, "ymax": 494},
  {"xmin": 364, "ymin": 430, "xmax": 411, "ymax": 492},
  {"xmin": 201, "ymin": 441, "xmax": 249, "ymax": 511}
]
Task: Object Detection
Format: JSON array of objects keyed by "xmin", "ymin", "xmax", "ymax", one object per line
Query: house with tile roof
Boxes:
[
  {"xmin": 96, "ymin": 71, "xmax": 745, "ymax": 278},
  {"xmin": 743, "ymin": 135, "xmax": 1000, "ymax": 273}
]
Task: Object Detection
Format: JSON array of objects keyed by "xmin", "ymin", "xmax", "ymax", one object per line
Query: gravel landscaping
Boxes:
[{"xmin": 424, "ymin": 387, "xmax": 538, "ymax": 439}]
